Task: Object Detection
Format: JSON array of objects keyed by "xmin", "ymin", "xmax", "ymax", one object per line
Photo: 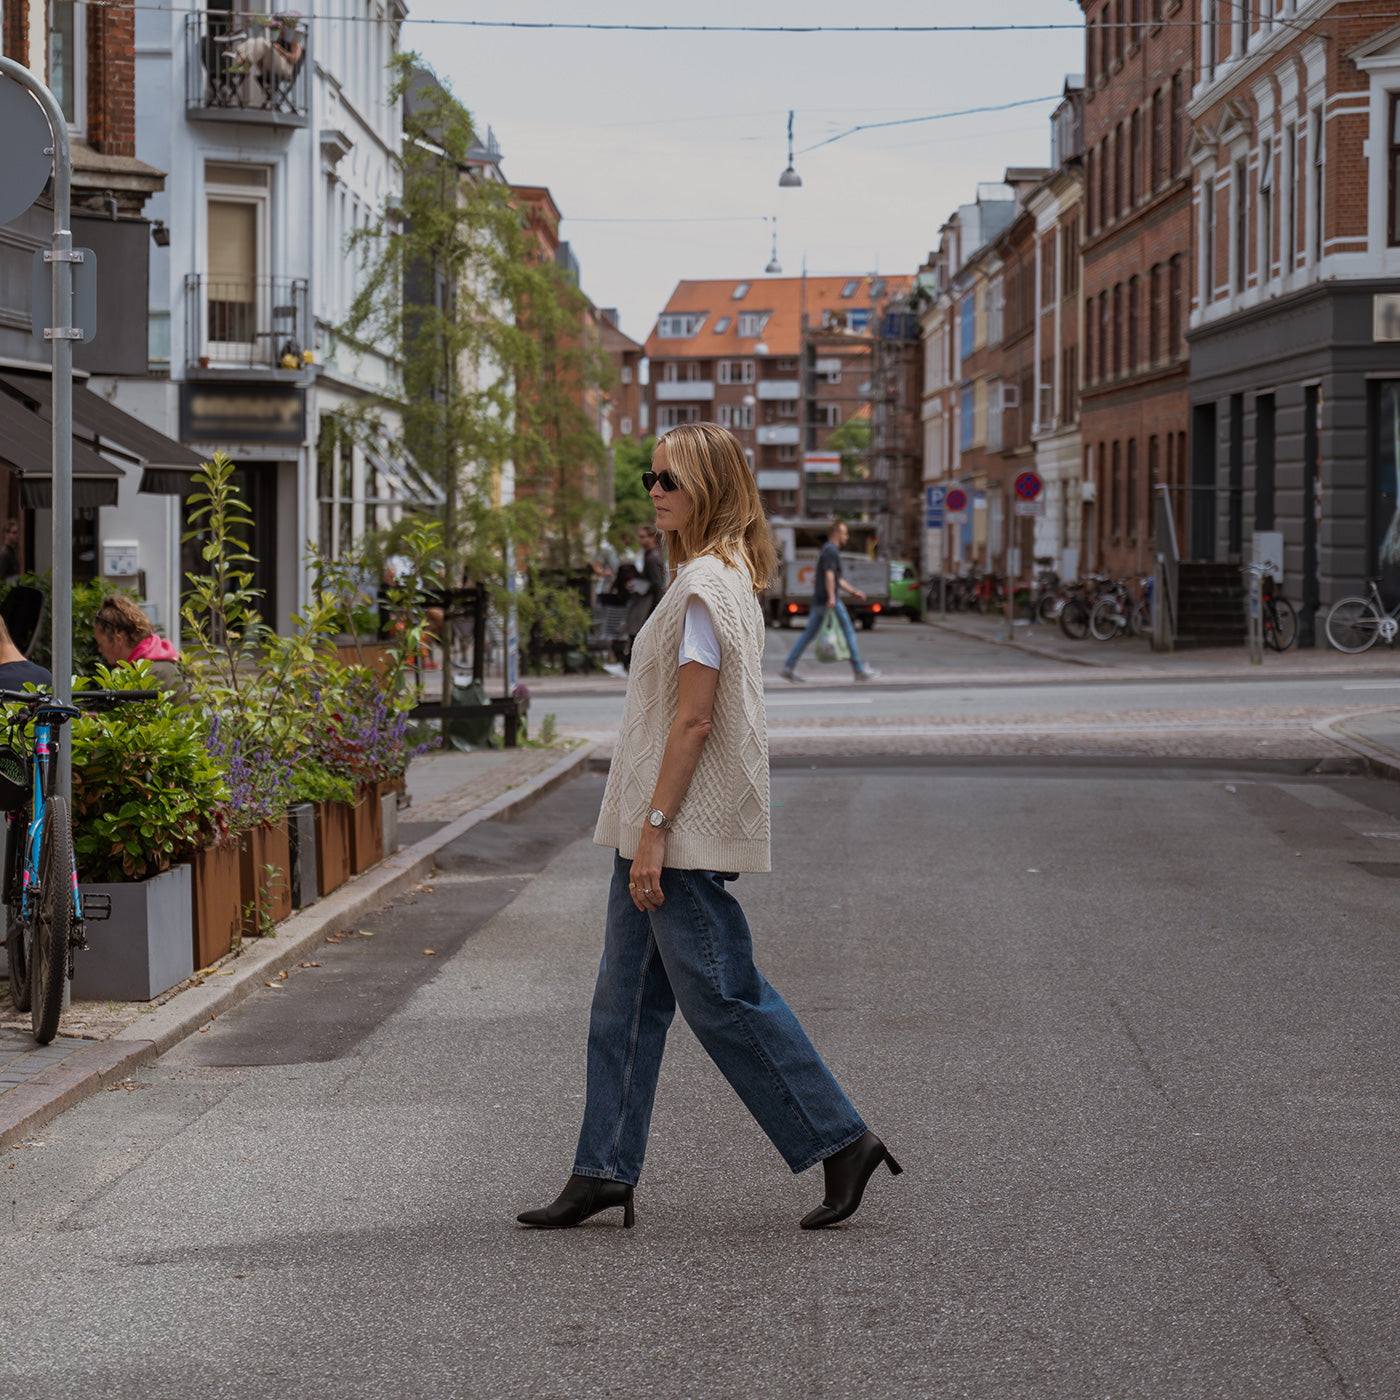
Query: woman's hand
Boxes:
[{"xmin": 629, "ymin": 827, "xmax": 666, "ymax": 912}]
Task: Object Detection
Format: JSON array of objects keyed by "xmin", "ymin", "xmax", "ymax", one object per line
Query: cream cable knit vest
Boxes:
[{"xmin": 594, "ymin": 554, "xmax": 770, "ymax": 873}]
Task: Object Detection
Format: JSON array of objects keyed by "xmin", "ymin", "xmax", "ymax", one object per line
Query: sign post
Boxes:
[{"xmin": 0, "ymin": 59, "xmax": 76, "ymax": 804}]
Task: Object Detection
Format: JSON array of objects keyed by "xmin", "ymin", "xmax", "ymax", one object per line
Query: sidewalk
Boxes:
[
  {"xmin": 929, "ymin": 611, "xmax": 1400, "ymax": 677},
  {"xmin": 0, "ymin": 740, "xmax": 593, "ymax": 1149},
  {"xmin": 1316, "ymin": 706, "xmax": 1400, "ymax": 780}
]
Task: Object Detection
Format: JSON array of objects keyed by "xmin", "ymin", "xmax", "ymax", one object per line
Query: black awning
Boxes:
[
  {"xmin": 0, "ymin": 392, "xmax": 123, "ymax": 509},
  {"xmin": 0, "ymin": 371, "xmax": 205, "ymax": 495}
]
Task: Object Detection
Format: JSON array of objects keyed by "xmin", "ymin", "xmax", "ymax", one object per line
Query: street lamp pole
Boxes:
[{"xmin": 0, "ymin": 57, "xmax": 75, "ymax": 802}]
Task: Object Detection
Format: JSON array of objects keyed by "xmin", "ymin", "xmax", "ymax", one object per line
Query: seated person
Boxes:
[
  {"xmin": 92, "ymin": 596, "xmax": 180, "ymax": 689},
  {"xmin": 0, "ymin": 614, "xmax": 50, "ymax": 691}
]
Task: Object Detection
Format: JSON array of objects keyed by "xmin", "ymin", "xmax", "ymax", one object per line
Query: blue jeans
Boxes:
[
  {"xmin": 783, "ymin": 600, "xmax": 865, "ymax": 673},
  {"xmin": 572, "ymin": 853, "xmax": 867, "ymax": 1184}
]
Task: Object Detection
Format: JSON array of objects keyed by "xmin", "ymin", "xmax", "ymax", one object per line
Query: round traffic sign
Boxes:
[
  {"xmin": 1014, "ymin": 471, "xmax": 1043, "ymax": 501},
  {"xmin": 0, "ymin": 78, "xmax": 53, "ymax": 227},
  {"xmin": 945, "ymin": 488, "xmax": 968, "ymax": 512}
]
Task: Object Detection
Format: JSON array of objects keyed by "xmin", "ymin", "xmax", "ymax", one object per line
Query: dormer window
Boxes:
[
  {"xmin": 657, "ymin": 313, "xmax": 707, "ymax": 338},
  {"xmin": 841, "ymin": 279, "xmax": 860, "ymax": 297},
  {"xmin": 736, "ymin": 311, "xmax": 771, "ymax": 337},
  {"xmin": 870, "ymin": 279, "xmax": 886, "ymax": 298},
  {"xmin": 731, "ymin": 283, "xmax": 750, "ymax": 300},
  {"xmin": 713, "ymin": 316, "xmax": 731, "ymax": 333}
]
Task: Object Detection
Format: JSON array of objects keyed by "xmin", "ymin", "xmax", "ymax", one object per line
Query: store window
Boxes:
[
  {"xmin": 1372, "ymin": 381, "xmax": 1400, "ymax": 603},
  {"xmin": 49, "ymin": 0, "xmax": 85, "ymax": 131}
]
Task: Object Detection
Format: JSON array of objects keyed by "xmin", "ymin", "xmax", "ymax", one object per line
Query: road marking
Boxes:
[
  {"xmin": 1343, "ymin": 682, "xmax": 1400, "ymax": 689},
  {"xmin": 767, "ymin": 696, "xmax": 876, "ymax": 708}
]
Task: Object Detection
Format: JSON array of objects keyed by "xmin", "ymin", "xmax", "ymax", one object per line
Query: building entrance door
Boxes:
[{"xmin": 1190, "ymin": 403, "xmax": 1217, "ymax": 561}]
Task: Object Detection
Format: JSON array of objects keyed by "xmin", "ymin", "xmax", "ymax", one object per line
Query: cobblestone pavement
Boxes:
[{"xmin": 0, "ymin": 1028, "xmax": 92, "ymax": 1098}]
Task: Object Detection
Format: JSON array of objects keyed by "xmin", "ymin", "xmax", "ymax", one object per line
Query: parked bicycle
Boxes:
[
  {"xmin": 1261, "ymin": 576, "xmax": 1298, "ymax": 653},
  {"xmin": 1057, "ymin": 574, "xmax": 1114, "ymax": 640},
  {"xmin": 4, "ymin": 687, "xmax": 156, "ymax": 1042},
  {"xmin": 1089, "ymin": 575, "xmax": 1153, "ymax": 640},
  {"xmin": 1324, "ymin": 580, "xmax": 1400, "ymax": 653}
]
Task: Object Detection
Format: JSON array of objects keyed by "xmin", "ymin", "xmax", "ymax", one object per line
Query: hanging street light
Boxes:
[
  {"xmin": 778, "ymin": 110, "xmax": 802, "ymax": 188},
  {"xmin": 765, "ymin": 217, "xmax": 782, "ymax": 274}
]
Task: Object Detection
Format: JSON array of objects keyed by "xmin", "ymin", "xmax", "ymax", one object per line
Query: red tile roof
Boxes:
[{"xmin": 643, "ymin": 274, "xmax": 913, "ymax": 359}]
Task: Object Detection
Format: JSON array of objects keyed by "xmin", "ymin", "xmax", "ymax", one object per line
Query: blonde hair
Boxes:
[
  {"xmin": 93, "ymin": 594, "xmax": 153, "ymax": 644},
  {"xmin": 656, "ymin": 423, "xmax": 777, "ymax": 592}
]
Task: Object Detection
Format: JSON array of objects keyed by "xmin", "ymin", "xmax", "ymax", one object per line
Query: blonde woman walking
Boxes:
[{"xmin": 517, "ymin": 423, "xmax": 901, "ymax": 1232}]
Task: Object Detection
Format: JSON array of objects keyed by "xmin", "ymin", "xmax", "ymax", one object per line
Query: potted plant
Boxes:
[
  {"xmin": 288, "ymin": 758, "xmax": 353, "ymax": 898},
  {"xmin": 69, "ymin": 666, "xmax": 227, "ymax": 999}
]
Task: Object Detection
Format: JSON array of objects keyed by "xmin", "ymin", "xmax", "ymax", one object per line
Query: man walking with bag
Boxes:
[{"xmin": 780, "ymin": 519, "xmax": 880, "ymax": 682}]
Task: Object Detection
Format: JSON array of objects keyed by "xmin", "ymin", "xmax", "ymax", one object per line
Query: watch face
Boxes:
[{"xmin": 649, "ymin": 810, "xmax": 665, "ymax": 827}]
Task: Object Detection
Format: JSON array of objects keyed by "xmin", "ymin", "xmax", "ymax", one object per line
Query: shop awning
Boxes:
[
  {"xmin": 0, "ymin": 371, "xmax": 206, "ymax": 497},
  {"xmin": 0, "ymin": 391, "xmax": 124, "ymax": 509}
]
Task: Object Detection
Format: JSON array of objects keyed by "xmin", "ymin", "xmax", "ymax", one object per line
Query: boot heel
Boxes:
[
  {"xmin": 623, "ymin": 1198, "xmax": 635, "ymax": 1228},
  {"xmin": 884, "ymin": 1151, "xmax": 904, "ymax": 1176}
]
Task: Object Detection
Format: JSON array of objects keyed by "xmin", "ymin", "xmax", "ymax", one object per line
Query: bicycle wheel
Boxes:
[
  {"xmin": 1089, "ymin": 597, "xmax": 1123, "ymax": 640},
  {"xmin": 1265, "ymin": 597, "xmax": 1298, "ymax": 653},
  {"xmin": 1325, "ymin": 597, "xmax": 1382, "ymax": 654},
  {"xmin": 30, "ymin": 798, "xmax": 72, "ymax": 1044},
  {"xmin": 1130, "ymin": 599, "xmax": 1152, "ymax": 637},
  {"xmin": 1059, "ymin": 596, "xmax": 1090, "ymax": 640}
]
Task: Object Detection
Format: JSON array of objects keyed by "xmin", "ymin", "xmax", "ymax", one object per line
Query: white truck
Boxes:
[{"xmin": 764, "ymin": 520, "xmax": 890, "ymax": 629}]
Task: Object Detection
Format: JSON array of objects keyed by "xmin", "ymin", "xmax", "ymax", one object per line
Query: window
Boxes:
[
  {"xmin": 718, "ymin": 404, "xmax": 754, "ymax": 429},
  {"xmin": 1255, "ymin": 392, "xmax": 1276, "ymax": 530},
  {"xmin": 1234, "ymin": 157, "xmax": 1249, "ymax": 294},
  {"xmin": 658, "ymin": 313, "xmax": 706, "ymax": 338},
  {"xmin": 776, "ymin": 444, "xmax": 798, "ymax": 461},
  {"xmin": 1115, "ymin": 0, "xmax": 1125, "ymax": 62},
  {"xmin": 712, "ymin": 317, "xmax": 731, "ymax": 334},
  {"xmin": 1061, "ymin": 344, "xmax": 1078, "ymax": 424},
  {"xmin": 870, "ymin": 280, "xmax": 886, "ymax": 298},
  {"xmin": 1062, "ymin": 216, "xmax": 1079, "ymax": 296},
  {"xmin": 1130, "ymin": 109, "xmax": 1141, "ymax": 206},
  {"xmin": 1113, "ymin": 282, "xmax": 1123, "ymax": 376},
  {"xmin": 1128, "ymin": 275, "xmax": 1139, "ymax": 371},
  {"xmin": 731, "ymin": 283, "xmax": 750, "ymax": 300},
  {"xmin": 1041, "ymin": 234, "xmax": 1057, "ymax": 307},
  {"xmin": 1169, "ymin": 254, "xmax": 1182, "ymax": 352},
  {"xmin": 1260, "ymin": 138, "xmax": 1274, "ymax": 277},
  {"xmin": 1285, "ymin": 121, "xmax": 1297, "ymax": 267},
  {"xmin": 987, "ymin": 382, "xmax": 1003, "ymax": 453},
  {"xmin": 960, "ymin": 385, "xmax": 976, "ymax": 449},
  {"xmin": 205, "ymin": 163, "xmax": 271, "ymax": 356},
  {"xmin": 1202, "ymin": 174, "xmax": 1216, "ymax": 303},
  {"xmin": 824, "ymin": 363, "xmax": 841, "ymax": 384},
  {"xmin": 736, "ymin": 311, "xmax": 770, "ymax": 337},
  {"xmin": 848, "ymin": 308, "xmax": 871, "ymax": 332},
  {"xmin": 777, "ymin": 399, "xmax": 797, "ymax": 417},
  {"xmin": 841, "ymin": 280, "xmax": 860, "ymax": 298},
  {"xmin": 1087, "ymin": 16, "xmax": 1097, "ymax": 86},
  {"xmin": 960, "ymin": 294, "xmax": 976, "ymax": 358},
  {"xmin": 776, "ymin": 357, "xmax": 798, "ymax": 371},
  {"xmin": 656, "ymin": 406, "xmax": 701, "ymax": 430},
  {"xmin": 718, "ymin": 360, "xmax": 755, "ymax": 384},
  {"xmin": 1151, "ymin": 89, "xmax": 1164, "ymax": 190},
  {"xmin": 1170, "ymin": 72, "xmax": 1184, "ymax": 176},
  {"xmin": 1098, "ymin": 291, "xmax": 1109, "ymax": 380},
  {"xmin": 1085, "ymin": 305, "xmax": 1095, "ymax": 385},
  {"xmin": 988, "ymin": 278, "xmax": 1004, "ymax": 345},
  {"xmin": 49, "ymin": 0, "xmax": 85, "ymax": 130},
  {"xmin": 817, "ymin": 404, "xmax": 841, "ymax": 427},
  {"xmin": 1312, "ymin": 108, "xmax": 1324, "ymax": 263},
  {"xmin": 620, "ymin": 417, "xmax": 632, "ymax": 436},
  {"xmin": 1127, "ymin": 438, "xmax": 1139, "ymax": 539},
  {"xmin": 1111, "ymin": 440, "xmax": 1122, "ymax": 534},
  {"xmin": 1099, "ymin": 139, "xmax": 1110, "ymax": 229},
  {"xmin": 620, "ymin": 365, "xmax": 632, "ymax": 384}
]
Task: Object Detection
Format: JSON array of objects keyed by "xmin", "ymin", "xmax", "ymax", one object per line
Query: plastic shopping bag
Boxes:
[{"xmin": 814, "ymin": 608, "xmax": 850, "ymax": 664}]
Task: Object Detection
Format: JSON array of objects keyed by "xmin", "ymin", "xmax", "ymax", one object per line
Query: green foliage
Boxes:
[
  {"xmin": 70, "ymin": 663, "xmax": 228, "ymax": 883},
  {"xmin": 826, "ymin": 417, "xmax": 872, "ymax": 481},
  {"xmin": 287, "ymin": 760, "xmax": 355, "ymax": 808},
  {"xmin": 611, "ymin": 437, "xmax": 656, "ymax": 549}
]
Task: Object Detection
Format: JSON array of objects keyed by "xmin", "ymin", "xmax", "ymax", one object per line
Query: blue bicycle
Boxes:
[{"xmin": 3, "ymin": 687, "xmax": 155, "ymax": 1043}]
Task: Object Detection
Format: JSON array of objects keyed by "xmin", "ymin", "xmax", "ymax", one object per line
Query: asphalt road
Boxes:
[{"xmin": 5, "ymin": 761, "xmax": 1400, "ymax": 1397}]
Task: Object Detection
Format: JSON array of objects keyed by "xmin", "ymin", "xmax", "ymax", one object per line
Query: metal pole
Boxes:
[{"xmin": 0, "ymin": 59, "xmax": 73, "ymax": 802}]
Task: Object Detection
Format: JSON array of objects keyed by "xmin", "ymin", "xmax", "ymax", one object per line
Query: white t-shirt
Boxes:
[{"xmin": 678, "ymin": 596, "xmax": 721, "ymax": 669}]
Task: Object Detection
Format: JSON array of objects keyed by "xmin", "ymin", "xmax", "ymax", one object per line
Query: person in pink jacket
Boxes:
[{"xmin": 92, "ymin": 595, "xmax": 181, "ymax": 690}]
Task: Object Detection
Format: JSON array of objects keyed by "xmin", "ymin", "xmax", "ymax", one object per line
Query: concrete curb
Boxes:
[
  {"xmin": 1312, "ymin": 709, "xmax": 1400, "ymax": 782},
  {"xmin": 0, "ymin": 742, "xmax": 595, "ymax": 1150}
]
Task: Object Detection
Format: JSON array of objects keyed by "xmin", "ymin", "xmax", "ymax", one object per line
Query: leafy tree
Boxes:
[
  {"xmin": 826, "ymin": 417, "xmax": 872, "ymax": 481},
  {"xmin": 610, "ymin": 436, "xmax": 656, "ymax": 550}
]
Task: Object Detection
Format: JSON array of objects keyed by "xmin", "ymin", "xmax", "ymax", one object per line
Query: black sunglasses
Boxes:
[{"xmin": 642, "ymin": 470, "xmax": 680, "ymax": 492}]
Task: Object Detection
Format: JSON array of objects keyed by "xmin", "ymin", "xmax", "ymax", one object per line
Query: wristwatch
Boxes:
[{"xmin": 647, "ymin": 807, "xmax": 672, "ymax": 830}]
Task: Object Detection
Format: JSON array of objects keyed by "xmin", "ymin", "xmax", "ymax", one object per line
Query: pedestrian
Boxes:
[
  {"xmin": 780, "ymin": 520, "xmax": 880, "ymax": 682},
  {"xmin": 93, "ymin": 595, "xmax": 181, "ymax": 690},
  {"xmin": 0, "ymin": 614, "xmax": 49, "ymax": 690},
  {"xmin": 517, "ymin": 422, "xmax": 901, "ymax": 1233},
  {"xmin": 622, "ymin": 522, "xmax": 668, "ymax": 670},
  {"xmin": 0, "ymin": 519, "xmax": 20, "ymax": 584}
]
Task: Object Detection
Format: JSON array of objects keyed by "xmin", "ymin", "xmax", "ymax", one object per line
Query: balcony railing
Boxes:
[
  {"xmin": 655, "ymin": 380, "xmax": 715, "ymax": 402},
  {"xmin": 185, "ymin": 274, "xmax": 309, "ymax": 371},
  {"xmin": 186, "ymin": 11, "xmax": 310, "ymax": 126}
]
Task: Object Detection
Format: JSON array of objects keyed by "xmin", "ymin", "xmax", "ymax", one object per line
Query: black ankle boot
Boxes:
[
  {"xmin": 800, "ymin": 1131, "xmax": 903, "ymax": 1230},
  {"xmin": 517, "ymin": 1174, "xmax": 635, "ymax": 1229}
]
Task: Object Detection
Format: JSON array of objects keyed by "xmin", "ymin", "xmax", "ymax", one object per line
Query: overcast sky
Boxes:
[{"xmin": 406, "ymin": 1, "xmax": 1085, "ymax": 344}]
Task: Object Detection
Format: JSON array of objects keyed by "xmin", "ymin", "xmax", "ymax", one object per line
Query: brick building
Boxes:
[
  {"xmin": 1186, "ymin": 2, "xmax": 1400, "ymax": 643},
  {"xmin": 643, "ymin": 274, "xmax": 913, "ymax": 540},
  {"xmin": 1080, "ymin": 0, "xmax": 1197, "ymax": 578},
  {"xmin": 598, "ymin": 309, "xmax": 644, "ymax": 444}
]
